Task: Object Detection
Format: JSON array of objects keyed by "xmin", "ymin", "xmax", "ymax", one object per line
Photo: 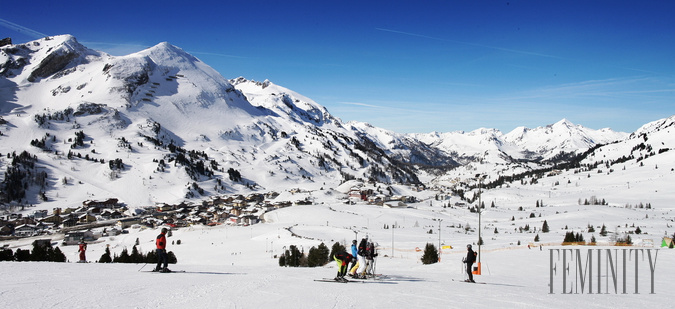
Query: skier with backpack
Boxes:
[
  {"xmin": 463, "ymin": 244, "xmax": 476, "ymax": 283},
  {"xmin": 364, "ymin": 241, "xmax": 378, "ymax": 277},
  {"xmin": 354, "ymin": 238, "xmax": 368, "ymax": 279}
]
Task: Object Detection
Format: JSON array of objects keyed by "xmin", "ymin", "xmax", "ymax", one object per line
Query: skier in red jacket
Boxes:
[
  {"xmin": 78, "ymin": 239, "xmax": 87, "ymax": 263},
  {"xmin": 154, "ymin": 228, "xmax": 170, "ymax": 272}
]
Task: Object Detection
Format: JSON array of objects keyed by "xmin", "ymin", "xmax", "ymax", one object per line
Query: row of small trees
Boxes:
[
  {"xmin": 98, "ymin": 246, "xmax": 177, "ymax": 264},
  {"xmin": 0, "ymin": 241, "xmax": 66, "ymax": 262},
  {"xmin": 278, "ymin": 243, "xmax": 332, "ymax": 267}
]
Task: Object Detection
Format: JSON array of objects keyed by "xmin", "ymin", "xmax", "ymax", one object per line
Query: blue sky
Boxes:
[{"xmin": 2, "ymin": 1, "xmax": 674, "ymax": 133}]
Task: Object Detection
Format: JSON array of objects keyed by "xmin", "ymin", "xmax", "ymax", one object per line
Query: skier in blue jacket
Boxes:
[{"xmin": 349, "ymin": 240, "xmax": 358, "ymax": 272}]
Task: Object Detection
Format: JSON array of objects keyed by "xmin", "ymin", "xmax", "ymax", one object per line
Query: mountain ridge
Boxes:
[{"xmin": 0, "ymin": 34, "xmax": 670, "ymax": 211}]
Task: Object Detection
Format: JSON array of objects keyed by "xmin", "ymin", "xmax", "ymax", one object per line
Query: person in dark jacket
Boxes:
[
  {"xmin": 354, "ymin": 238, "xmax": 368, "ymax": 278},
  {"xmin": 333, "ymin": 251, "xmax": 354, "ymax": 282},
  {"xmin": 463, "ymin": 244, "xmax": 476, "ymax": 282},
  {"xmin": 365, "ymin": 241, "xmax": 378, "ymax": 276},
  {"xmin": 154, "ymin": 228, "xmax": 170, "ymax": 272}
]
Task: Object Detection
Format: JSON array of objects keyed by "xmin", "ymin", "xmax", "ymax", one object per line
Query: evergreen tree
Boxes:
[
  {"xmin": 329, "ymin": 242, "xmax": 345, "ymax": 260},
  {"xmin": 14, "ymin": 248, "xmax": 30, "ymax": 261},
  {"xmin": 114, "ymin": 248, "xmax": 131, "ymax": 263},
  {"xmin": 145, "ymin": 250, "xmax": 157, "ymax": 263},
  {"xmin": 130, "ymin": 246, "xmax": 143, "ymax": 263},
  {"xmin": 563, "ymin": 231, "xmax": 576, "ymax": 243},
  {"xmin": 534, "ymin": 234, "xmax": 540, "ymax": 242},
  {"xmin": 575, "ymin": 233, "xmax": 584, "ymax": 243},
  {"xmin": 52, "ymin": 247, "xmax": 66, "ymax": 262},
  {"xmin": 30, "ymin": 240, "xmax": 48, "ymax": 261},
  {"xmin": 0, "ymin": 248, "xmax": 14, "ymax": 261},
  {"xmin": 600, "ymin": 224, "xmax": 607, "ymax": 236},
  {"xmin": 421, "ymin": 243, "xmax": 438, "ymax": 265},
  {"xmin": 99, "ymin": 247, "xmax": 113, "ymax": 263},
  {"xmin": 278, "ymin": 254, "xmax": 286, "ymax": 267},
  {"xmin": 167, "ymin": 251, "xmax": 177, "ymax": 264},
  {"xmin": 290, "ymin": 245, "xmax": 303, "ymax": 267},
  {"xmin": 307, "ymin": 246, "xmax": 321, "ymax": 267},
  {"xmin": 306, "ymin": 242, "xmax": 330, "ymax": 267}
]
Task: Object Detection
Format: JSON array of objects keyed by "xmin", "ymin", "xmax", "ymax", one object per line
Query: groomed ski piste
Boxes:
[{"xmin": 1, "ymin": 187, "xmax": 674, "ymax": 308}]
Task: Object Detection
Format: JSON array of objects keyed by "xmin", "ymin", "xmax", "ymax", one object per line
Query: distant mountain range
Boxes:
[{"xmin": 0, "ymin": 35, "xmax": 671, "ymax": 208}]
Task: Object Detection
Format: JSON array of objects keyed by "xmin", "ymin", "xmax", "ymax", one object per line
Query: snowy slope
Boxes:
[{"xmin": 2, "ymin": 186, "xmax": 673, "ymax": 308}]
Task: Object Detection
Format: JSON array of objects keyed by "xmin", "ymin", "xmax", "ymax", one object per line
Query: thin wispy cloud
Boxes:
[
  {"xmin": 0, "ymin": 18, "xmax": 48, "ymax": 39},
  {"xmin": 337, "ymin": 101, "xmax": 441, "ymax": 117},
  {"xmin": 376, "ymin": 27, "xmax": 561, "ymax": 59},
  {"xmin": 188, "ymin": 51, "xmax": 248, "ymax": 59},
  {"xmin": 339, "ymin": 101, "xmax": 386, "ymax": 108}
]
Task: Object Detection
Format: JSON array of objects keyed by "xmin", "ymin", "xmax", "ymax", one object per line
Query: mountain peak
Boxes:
[{"xmin": 135, "ymin": 41, "xmax": 198, "ymax": 65}]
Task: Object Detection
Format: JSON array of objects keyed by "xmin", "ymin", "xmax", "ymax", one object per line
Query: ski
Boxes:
[
  {"xmin": 315, "ymin": 278, "xmax": 363, "ymax": 283},
  {"xmin": 315, "ymin": 278, "xmax": 348, "ymax": 283},
  {"xmin": 452, "ymin": 279, "xmax": 486, "ymax": 284},
  {"xmin": 348, "ymin": 275, "xmax": 390, "ymax": 281},
  {"xmin": 142, "ymin": 270, "xmax": 186, "ymax": 273}
]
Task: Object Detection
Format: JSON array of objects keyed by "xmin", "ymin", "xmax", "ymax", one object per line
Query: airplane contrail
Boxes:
[
  {"xmin": 0, "ymin": 18, "xmax": 48, "ymax": 39},
  {"xmin": 376, "ymin": 27, "xmax": 561, "ymax": 59}
]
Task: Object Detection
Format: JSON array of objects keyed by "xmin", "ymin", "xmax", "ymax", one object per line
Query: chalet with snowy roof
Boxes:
[
  {"xmin": 241, "ymin": 215, "xmax": 260, "ymax": 225},
  {"xmin": 116, "ymin": 217, "xmax": 142, "ymax": 229},
  {"xmin": 41, "ymin": 214, "xmax": 63, "ymax": 225},
  {"xmin": 246, "ymin": 193, "xmax": 265, "ymax": 203},
  {"xmin": 100, "ymin": 209, "xmax": 123, "ymax": 220},
  {"xmin": 32, "ymin": 210, "xmax": 48, "ymax": 219},
  {"xmin": 83, "ymin": 198, "xmax": 119, "ymax": 208},
  {"xmin": 62, "ymin": 217, "xmax": 78, "ymax": 228},
  {"xmin": 78, "ymin": 213, "xmax": 97, "ymax": 224},
  {"xmin": 232, "ymin": 199, "xmax": 246, "ymax": 207},
  {"xmin": 14, "ymin": 224, "xmax": 37, "ymax": 237},
  {"xmin": 227, "ymin": 216, "xmax": 242, "ymax": 225},
  {"xmin": 348, "ymin": 189, "xmax": 364, "ymax": 202},
  {"xmin": 59, "ymin": 207, "xmax": 77, "ymax": 215},
  {"xmin": 0, "ymin": 225, "xmax": 13, "ymax": 236},
  {"xmin": 367, "ymin": 194, "xmax": 389, "ymax": 205},
  {"xmin": 35, "ymin": 221, "xmax": 52, "ymax": 232},
  {"xmin": 229, "ymin": 207, "xmax": 242, "ymax": 217},
  {"xmin": 273, "ymin": 201, "xmax": 292, "ymax": 209},
  {"xmin": 63, "ymin": 230, "xmax": 95, "ymax": 245},
  {"xmin": 265, "ymin": 191, "xmax": 280, "ymax": 199},
  {"xmin": 295, "ymin": 199, "xmax": 313, "ymax": 205},
  {"xmin": 156, "ymin": 203, "xmax": 176, "ymax": 212}
]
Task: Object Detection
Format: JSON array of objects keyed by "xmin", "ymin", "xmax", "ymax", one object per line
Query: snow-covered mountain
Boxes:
[
  {"xmin": 0, "ymin": 34, "xmax": 666, "ymax": 210},
  {"xmin": 0, "ymin": 35, "xmax": 430, "ymax": 208},
  {"xmin": 413, "ymin": 118, "xmax": 627, "ymax": 165}
]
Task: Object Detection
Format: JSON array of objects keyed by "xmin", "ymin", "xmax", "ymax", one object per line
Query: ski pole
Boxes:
[{"xmin": 138, "ymin": 262, "xmax": 148, "ymax": 272}]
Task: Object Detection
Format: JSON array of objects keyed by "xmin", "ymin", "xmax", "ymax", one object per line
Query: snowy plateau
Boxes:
[{"xmin": 0, "ymin": 35, "xmax": 674, "ymax": 308}]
